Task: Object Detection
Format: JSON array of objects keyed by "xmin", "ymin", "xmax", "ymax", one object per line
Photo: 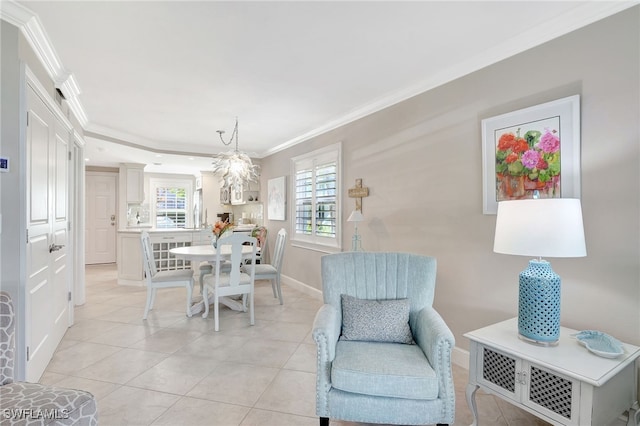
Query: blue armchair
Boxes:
[{"xmin": 312, "ymin": 252, "xmax": 455, "ymax": 425}]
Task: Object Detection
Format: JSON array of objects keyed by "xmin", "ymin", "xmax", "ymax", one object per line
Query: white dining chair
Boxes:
[
  {"xmin": 194, "ymin": 228, "xmax": 231, "ymax": 295},
  {"xmin": 140, "ymin": 231, "xmax": 194, "ymax": 319},
  {"xmin": 242, "ymin": 228, "xmax": 287, "ymax": 305},
  {"xmin": 202, "ymin": 233, "xmax": 257, "ymax": 331}
]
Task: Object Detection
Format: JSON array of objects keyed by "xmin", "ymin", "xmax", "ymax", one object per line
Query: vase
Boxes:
[
  {"xmin": 524, "ymin": 177, "xmax": 546, "ymax": 191},
  {"xmin": 499, "ymin": 174, "xmax": 525, "ymax": 198}
]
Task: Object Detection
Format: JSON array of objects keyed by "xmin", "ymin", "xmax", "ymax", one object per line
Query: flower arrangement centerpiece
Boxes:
[
  {"xmin": 211, "ymin": 220, "xmax": 233, "ymax": 248},
  {"xmin": 495, "ymin": 127, "xmax": 560, "ymax": 199}
]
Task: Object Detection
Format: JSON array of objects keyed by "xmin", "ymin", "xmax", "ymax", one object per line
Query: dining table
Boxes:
[{"xmin": 169, "ymin": 244, "xmax": 259, "ymax": 315}]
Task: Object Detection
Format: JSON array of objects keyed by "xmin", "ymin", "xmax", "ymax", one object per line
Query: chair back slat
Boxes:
[
  {"xmin": 272, "ymin": 228, "xmax": 287, "ymax": 272},
  {"xmin": 140, "ymin": 231, "xmax": 157, "ymax": 279},
  {"xmin": 215, "ymin": 233, "xmax": 257, "ymax": 287}
]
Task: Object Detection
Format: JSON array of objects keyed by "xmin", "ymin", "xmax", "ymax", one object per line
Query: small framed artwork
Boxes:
[
  {"xmin": 482, "ymin": 95, "xmax": 581, "ymax": 214},
  {"xmin": 268, "ymin": 176, "xmax": 286, "ymax": 221}
]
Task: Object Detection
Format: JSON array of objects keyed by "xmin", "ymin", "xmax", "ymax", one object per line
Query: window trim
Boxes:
[
  {"xmin": 149, "ymin": 178, "xmax": 193, "ymax": 229},
  {"xmin": 290, "ymin": 142, "xmax": 342, "ymax": 252}
]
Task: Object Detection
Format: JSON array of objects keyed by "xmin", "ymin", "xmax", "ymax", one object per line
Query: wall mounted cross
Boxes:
[{"xmin": 348, "ymin": 178, "xmax": 369, "ymax": 212}]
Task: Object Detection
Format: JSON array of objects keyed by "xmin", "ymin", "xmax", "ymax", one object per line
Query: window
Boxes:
[
  {"xmin": 150, "ymin": 178, "xmax": 193, "ymax": 229},
  {"xmin": 291, "ymin": 142, "xmax": 341, "ymax": 251}
]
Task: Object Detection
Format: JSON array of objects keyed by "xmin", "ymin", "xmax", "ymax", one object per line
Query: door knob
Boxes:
[
  {"xmin": 110, "ymin": 214, "xmax": 116, "ymax": 221},
  {"xmin": 49, "ymin": 244, "xmax": 64, "ymax": 253}
]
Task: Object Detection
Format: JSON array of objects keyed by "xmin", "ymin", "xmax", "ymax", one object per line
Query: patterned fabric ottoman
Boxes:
[{"xmin": 0, "ymin": 292, "xmax": 98, "ymax": 425}]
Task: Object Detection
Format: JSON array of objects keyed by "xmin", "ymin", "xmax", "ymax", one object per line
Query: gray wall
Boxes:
[{"xmin": 260, "ymin": 7, "xmax": 640, "ymax": 349}]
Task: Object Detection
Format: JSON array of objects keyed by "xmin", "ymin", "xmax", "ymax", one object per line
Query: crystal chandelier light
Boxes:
[{"xmin": 211, "ymin": 117, "xmax": 260, "ymax": 192}]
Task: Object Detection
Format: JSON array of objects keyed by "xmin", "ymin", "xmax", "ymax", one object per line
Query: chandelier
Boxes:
[{"xmin": 211, "ymin": 117, "xmax": 260, "ymax": 192}]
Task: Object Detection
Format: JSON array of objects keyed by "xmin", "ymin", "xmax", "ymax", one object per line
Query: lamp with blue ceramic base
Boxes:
[{"xmin": 494, "ymin": 198, "xmax": 586, "ymax": 346}]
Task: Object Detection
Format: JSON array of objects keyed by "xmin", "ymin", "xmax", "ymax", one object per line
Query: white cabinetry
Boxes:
[
  {"xmin": 231, "ymin": 180, "xmax": 260, "ymax": 205},
  {"xmin": 465, "ymin": 318, "xmax": 640, "ymax": 426},
  {"xmin": 123, "ymin": 163, "xmax": 145, "ymax": 203},
  {"xmin": 198, "ymin": 171, "xmax": 223, "ymax": 225},
  {"xmin": 150, "ymin": 231, "xmax": 192, "ymax": 271},
  {"xmin": 117, "ymin": 232, "xmax": 143, "ymax": 281}
]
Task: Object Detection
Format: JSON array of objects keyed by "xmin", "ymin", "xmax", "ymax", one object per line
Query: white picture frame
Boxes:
[
  {"xmin": 268, "ymin": 176, "xmax": 286, "ymax": 221},
  {"xmin": 482, "ymin": 95, "xmax": 581, "ymax": 215}
]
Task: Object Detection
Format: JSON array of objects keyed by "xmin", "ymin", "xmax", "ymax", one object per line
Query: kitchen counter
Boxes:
[{"xmin": 116, "ymin": 226, "xmax": 258, "ymax": 285}]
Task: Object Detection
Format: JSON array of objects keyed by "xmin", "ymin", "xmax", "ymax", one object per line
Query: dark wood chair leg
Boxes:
[{"xmin": 320, "ymin": 417, "xmax": 329, "ymax": 426}]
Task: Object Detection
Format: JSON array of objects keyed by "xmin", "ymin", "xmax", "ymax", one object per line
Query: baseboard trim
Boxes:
[
  {"xmin": 281, "ymin": 274, "xmax": 323, "ymax": 300},
  {"xmin": 453, "ymin": 346, "xmax": 470, "ymax": 369}
]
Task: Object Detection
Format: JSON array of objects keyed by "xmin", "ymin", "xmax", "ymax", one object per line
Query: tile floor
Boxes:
[{"xmin": 40, "ymin": 263, "xmax": 554, "ymax": 426}]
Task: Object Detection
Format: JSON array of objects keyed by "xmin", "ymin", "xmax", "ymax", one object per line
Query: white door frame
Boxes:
[{"xmin": 71, "ymin": 133, "xmax": 86, "ymax": 308}]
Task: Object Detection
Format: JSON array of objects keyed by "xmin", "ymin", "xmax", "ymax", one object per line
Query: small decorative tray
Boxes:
[{"xmin": 572, "ymin": 330, "xmax": 624, "ymax": 358}]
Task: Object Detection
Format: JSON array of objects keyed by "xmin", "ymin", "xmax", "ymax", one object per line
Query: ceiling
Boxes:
[{"xmin": 8, "ymin": 1, "xmax": 636, "ymax": 174}]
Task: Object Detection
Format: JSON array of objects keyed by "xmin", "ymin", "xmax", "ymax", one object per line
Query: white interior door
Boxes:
[
  {"xmin": 85, "ymin": 172, "xmax": 117, "ymax": 264},
  {"xmin": 25, "ymin": 85, "xmax": 71, "ymax": 382}
]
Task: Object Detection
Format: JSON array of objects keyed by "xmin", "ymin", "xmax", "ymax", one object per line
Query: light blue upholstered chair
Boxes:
[{"xmin": 312, "ymin": 252, "xmax": 455, "ymax": 426}]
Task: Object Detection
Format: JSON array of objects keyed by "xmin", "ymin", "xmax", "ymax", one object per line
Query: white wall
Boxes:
[{"xmin": 259, "ymin": 7, "xmax": 640, "ymax": 349}]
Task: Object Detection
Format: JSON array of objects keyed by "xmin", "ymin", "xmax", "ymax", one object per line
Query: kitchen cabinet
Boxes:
[
  {"xmin": 117, "ymin": 231, "xmax": 143, "ymax": 282},
  {"xmin": 150, "ymin": 231, "xmax": 192, "ymax": 271},
  {"xmin": 231, "ymin": 180, "xmax": 260, "ymax": 205},
  {"xmin": 123, "ymin": 163, "xmax": 145, "ymax": 203},
  {"xmin": 117, "ymin": 229, "xmax": 212, "ymax": 285}
]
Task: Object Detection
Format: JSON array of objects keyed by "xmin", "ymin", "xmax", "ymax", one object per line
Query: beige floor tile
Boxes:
[
  {"xmin": 253, "ymin": 320, "xmax": 311, "ymax": 343},
  {"xmin": 97, "ymin": 385, "xmax": 180, "ymax": 426},
  {"xmin": 63, "ymin": 318, "xmax": 121, "ymax": 341},
  {"xmin": 74, "ymin": 302, "xmax": 124, "ymax": 320},
  {"xmin": 227, "ymin": 337, "xmax": 299, "ymax": 368},
  {"xmin": 45, "ymin": 341, "xmax": 122, "ymax": 375},
  {"xmin": 255, "ymin": 369, "xmax": 316, "ymax": 417},
  {"xmin": 186, "ymin": 362, "xmax": 279, "ymax": 407},
  {"xmin": 240, "ymin": 409, "xmax": 317, "ymax": 426},
  {"xmin": 283, "ymin": 343, "xmax": 316, "ymax": 373},
  {"xmin": 88, "ymin": 323, "xmax": 160, "ymax": 347},
  {"xmin": 95, "ymin": 306, "xmax": 148, "ymax": 323},
  {"xmin": 53, "ymin": 376, "xmax": 121, "ymax": 401},
  {"xmin": 75, "ymin": 347, "xmax": 168, "ymax": 384},
  {"xmin": 176, "ymin": 333, "xmax": 249, "ymax": 361},
  {"xmin": 152, "ymin": 396, "xmax": 250, "ymax": 426},
  {"xmin": 130, "ymin": 328, "xmax": 202, "ymax": 353},
  {"xmin": 127, "ymin": 353, "xmax": 218, "ymax": 395}
]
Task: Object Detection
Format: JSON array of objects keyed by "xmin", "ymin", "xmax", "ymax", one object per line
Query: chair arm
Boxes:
[
  {"xmin": 312, "ymin": 304, "xmax": 341, "ymax": 361},
  {"xmin": 411, "ymin": 307, "xmax": 456, "ymax": 420},
  {"xmin": 312, "ymin": 304, "xmax": 341, "ymax": 417}
]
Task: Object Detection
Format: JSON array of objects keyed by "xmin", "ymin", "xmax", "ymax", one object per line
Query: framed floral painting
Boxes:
[{"xmin": 482, "ymin": 95, "xmax": 581, "ymax": 214}]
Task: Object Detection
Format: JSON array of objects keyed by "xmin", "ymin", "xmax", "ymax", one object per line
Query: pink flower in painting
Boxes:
[
  {"xmin": 521, "ymin": 149, "xmax": 541, "ymax": 169},
  {"xmin": 537, "ymin": 129, "xmax": 560, "ymax": 153}
]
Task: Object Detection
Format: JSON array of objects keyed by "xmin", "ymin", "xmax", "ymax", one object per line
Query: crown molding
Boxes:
[
  {"xmin": 0, "ymin": 0, "xmax": 88, "ymax": 127},
  {"xmin": 263, "ymin": 1, "xmax": 639, "ymax": 157}
]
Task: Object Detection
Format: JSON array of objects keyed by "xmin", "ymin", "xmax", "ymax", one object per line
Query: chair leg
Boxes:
[
  {"xmin": 198, "ymin": 270, "xmax": 206, "ymax": 295},
  {"xmin": 320, "ymin": 417, "xmax": 329, "ymax": 426},
  {"xmin": 202, "ymin": 287, "xmax": 209, "ymax": 319},
  {"xmin": 143, "ymin": 287, "xmax": 153, "ymax": 319},
  {"xmin": 276, "ymin": 275, "xmax": 283, "ymax": 305},
  {"xmin": 249, "ymin": 291, "xmax": 254, "ymax": 326},
  {"xmin": 185, "ymin": 281, "xmax": 193, "ymax": 318},
  {"xmin": 270, "ymin": 278, "xmax": 278, "ymax": 298},
  {"xmin": 214, "ymin": 294, "xmax": 220, "ymax": 332}
]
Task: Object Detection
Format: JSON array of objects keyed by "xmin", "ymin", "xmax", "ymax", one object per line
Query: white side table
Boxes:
[{"xmin": 465, "ymin": 318, "xmax": 640, "ymax": 426}]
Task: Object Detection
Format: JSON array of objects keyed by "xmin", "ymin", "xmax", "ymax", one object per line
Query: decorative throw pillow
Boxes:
[{"xmin": 340, "ymin": 294, "xmax": 413, "ymax": 344}]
